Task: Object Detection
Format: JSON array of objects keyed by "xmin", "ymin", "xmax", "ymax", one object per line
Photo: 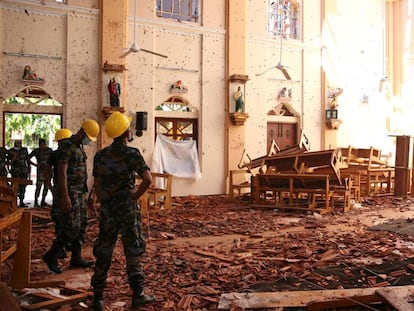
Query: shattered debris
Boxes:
[{"xmin": 2, "ymin": 195, "xmax": 414, "ymax": 310}]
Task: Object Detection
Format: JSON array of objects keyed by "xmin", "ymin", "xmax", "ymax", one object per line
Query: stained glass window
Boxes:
[
  {"xmin": 269, "ymin": 0, "xmax": 300, "ymax": 39},
  {"xmin": 156, "ymin": 0, "xmax": 198, "ymax": 22}
]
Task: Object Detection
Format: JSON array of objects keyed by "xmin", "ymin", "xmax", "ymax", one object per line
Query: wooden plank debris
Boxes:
[
  {"xmin": 217, "ymin": 285, "xmax": 414, "ymax": 310},
  {"xmin": 0, "ymin": 282, "xmax": 21, "ymax": 311},
  {"xmin": 376, "ymin": 287, "xmax": 414, "ymax": 311}
]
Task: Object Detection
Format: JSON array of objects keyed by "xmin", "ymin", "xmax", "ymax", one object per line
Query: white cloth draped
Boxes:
[{"xmin": 152, "ymin": 134, "xmax": 201, "ymax": 180}]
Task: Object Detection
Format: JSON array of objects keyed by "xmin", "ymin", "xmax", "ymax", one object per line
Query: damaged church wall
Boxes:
[
  {"xmin": 244, "ymin": 0, "xmax": 324, "ymax": 158},
  {"xmin": 244, "ymin": 0, "xmax": 391, "ymax": 159},
  {"xmin": 0, "ymin": 0, "xmax": 406, "ymax": 196},
  {"xmin": 121, "ymin": 0, "xmax": 227, "ymax": 196},
  {"xmin": 0, "ymin": 1, "xmax": 100, "ymax": 190}
]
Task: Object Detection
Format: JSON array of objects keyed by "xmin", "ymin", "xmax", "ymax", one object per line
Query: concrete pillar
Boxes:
[
  {"xmin": 99, "ymin": 0, "xmax": 127, "ymax": 147},
  {"xmin": 226, "ymin": 0, "xmax": 247, "ymax": 181}
]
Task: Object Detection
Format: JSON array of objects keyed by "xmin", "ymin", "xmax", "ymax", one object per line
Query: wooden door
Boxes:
[{"xmin": 267, "ymin": 122, "xmax": 297, "ymax": 152}]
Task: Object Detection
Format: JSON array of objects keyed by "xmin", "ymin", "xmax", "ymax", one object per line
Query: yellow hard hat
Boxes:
[
  {"xmin": 81, "ymin": 119, "xmax": 99, "ymax": 141},
  {"xmin": 105, "ymin": 111, "xmax": 132, "ymax": 138},
  {"xmin": 55, "ymin": 128, "xmax": 72, "ymax": 141}
]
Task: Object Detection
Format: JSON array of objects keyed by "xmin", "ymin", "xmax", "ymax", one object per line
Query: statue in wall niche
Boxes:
[
  {"xmin": 22, "ymin": 65, "xmax": 44, "ymax": 81},
  {"xmin": 108, "ymin": 77, "xmax": 121, "ymax": 107},
  {"xmin": 234, "ymin": 86, "xmax": 244, "ymax": 113},
  {"xmin": 170, "ymin": 80, "xmax": 188, "ymax": 93}
]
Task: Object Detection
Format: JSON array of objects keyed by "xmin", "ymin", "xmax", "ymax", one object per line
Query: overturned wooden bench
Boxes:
[{"xmin": 251, "ymin": 173, "xmax": 335, "ymax": 214}]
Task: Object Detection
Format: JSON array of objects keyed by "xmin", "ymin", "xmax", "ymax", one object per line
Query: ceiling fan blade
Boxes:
[
  {"xmin": 119, "ymin": 0, "xmax": 167, "ymax": 59},
  {"xmin": 119, "ymin": 48, "xmax": 133, "ymax": 58},
  {"xmin": 140, "ymin": 48, "xmax": 168, "ymax": 58},
  {"xmin": 255, "ymin": 66, "xmax": 278, "ymax": 76},
  {"xmin": 278, "ymin": 66, "xmax": 291, "ymax": 80}
]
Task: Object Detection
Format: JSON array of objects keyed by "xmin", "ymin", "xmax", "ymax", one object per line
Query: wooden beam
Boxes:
[
  {"xmin": 217, "ymin": 285, "xmax": 414, "ymax": 310},
  {"xmin": 376, "ymin": 287, "xmax": 414, "ymax": 311}
]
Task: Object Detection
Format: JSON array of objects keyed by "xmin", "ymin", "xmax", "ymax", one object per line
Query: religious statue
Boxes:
[
  {"xmin": 170, "ymin": 80, "xmax": 188, "ymax": 93},
  {"xmin": 234, "ymin": 86, "xmax": 244, "ymax": 112},
  {"xmin": 22, "ymin": 65, "xmax": 44, "ymax": 81},
  {"xmin": 108, "ymin": 77, "xmax": 121, "ymax": 107}
]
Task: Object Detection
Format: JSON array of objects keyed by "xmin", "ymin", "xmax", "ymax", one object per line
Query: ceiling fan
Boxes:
[
  {"xmin": 119, "ymin": 0, "xmax": 168, "ymax": 59},
  {"xmin": 256, "ymin": 34, "xmax": 291, "ymax": 80}
]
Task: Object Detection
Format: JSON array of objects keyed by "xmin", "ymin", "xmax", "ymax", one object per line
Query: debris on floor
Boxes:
[{"xmin": 2, "ymin": 195, "xmax": 414, "ymax": 310}]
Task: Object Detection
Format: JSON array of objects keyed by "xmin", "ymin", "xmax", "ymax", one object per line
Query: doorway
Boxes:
[
  {"xmin": 267, "ymin": 122, "xmax": 298, "ymax": 152},
  {"xmin": 1, "ymin": 85, "xmax": 64, "ymax": 207},
  {"xmin": 4, "ymin": 112, "xmax": 62, "ymax": 150}
]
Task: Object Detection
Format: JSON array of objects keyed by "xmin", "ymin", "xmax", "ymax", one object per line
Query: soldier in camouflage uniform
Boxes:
[
  {"xmin": 44, "ymin": 129, "xmax": 73, "ymax": 259},
  {"xmin": 9, "ymin": 140, "xmax": 30, "ymax": 207},
  {"xmin": 91, "ymin": 112, "xmax": 154, "ymax": 311},
  {"xmin": 43, "ymin": 120, "xmax": 99, "ymax": 274},
  {"xmin": 0, "ymin": 146, "xmax": 9, "ymax": 177},
  {"xmin": 29, "ymin": 138, "xmax": 53, "ymax": 207}
]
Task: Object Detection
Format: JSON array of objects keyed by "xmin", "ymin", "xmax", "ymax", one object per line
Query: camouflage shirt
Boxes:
[
  {"xmin": 29, "ymin": 146, "xmax": 52, "ymax": 171},
  {"xmin": 93, "ymin": 141, "xmax": 150, "ymax": 203},
  {"xmin": 9, "ymin": 147, "xmax": 29, "ymax": 169},
  {"xmin": 57, "ymin": 138, "xmax": 87, "ymax": 191}
]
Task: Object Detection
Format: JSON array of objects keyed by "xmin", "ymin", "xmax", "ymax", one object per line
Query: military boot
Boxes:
[
  {"xmin": 57, "ymin": 246, "xmax": 67, "ymax": 259},
  {"xmin": 19, "ymin": 197, "xmax": 27, "ymax": 207},
  {"xmin": 131, "ymin": 291, "xmax": 155, "ymax": 309},
  {"xmin": 92, "ymin": 290, "xmax": 104, "ymax": 311},
  {"xmin": 43, "ymin": 249, "xmax": 62, "ymax": 274},
  {"xmin": 70, "ymin": 244, "xmax": 93, "ymax": 268},
  {"xmin": 41, "ymin": 197, "xmax": 50, "ymax": 207}
]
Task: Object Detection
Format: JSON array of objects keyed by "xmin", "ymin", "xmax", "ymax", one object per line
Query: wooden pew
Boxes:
[
  {"xmin": 251, "ymin": 173, "xmax": 334, "ymax": 214},
  {"xmin": 237, "ymin": 132, "xmax": 310, "ymax": 172},
  {"xmin": 0, "ymin": 210, "xmax": 91, "ymax": 309},
  {"xmin": 296, "ymin": 149, "xmax": 344, "ymax": 184},
  {"xmin": 0, "ymin": 177, "xmax": 32, "ymax": 216},
  {"xmin": 340, "ymin": 146, "xmax": 394, "ymax": 197}
]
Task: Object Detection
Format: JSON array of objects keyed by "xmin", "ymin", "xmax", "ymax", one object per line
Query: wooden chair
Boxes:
[
  {"xmin": 0, "ymin": 210, "xmax": 91, "ymax": 309},
  {"xmin": 229, "ymin": 169, "xmax": 251, "ymax": 199},
  {"xmin": 142, "ymin": 172, "xmax": 172, "ymax": 211}
]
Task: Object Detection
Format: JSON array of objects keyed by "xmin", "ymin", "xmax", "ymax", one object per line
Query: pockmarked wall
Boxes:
[
  {"xmin": 243, "ymin": 0, "xmax": 324, "ymax": 159},
  {"xmin": 0, "ymin": 1, "xmax": 100, "ymax": 191},
  {"xmin": 0, "ymin": 0, "xmax": 399, "ymax": 197},
  {"xmin": 104, "ymin": 0, "xmax": 227, "ymax": 196},
  {"xmin": 244, "ymin": 0, "xmax": 395, "ymax": 162}
]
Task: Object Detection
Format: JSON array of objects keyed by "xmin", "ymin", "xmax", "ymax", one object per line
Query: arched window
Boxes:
[
  {"xmin": 2, "ymin": 85, "xmax": 63, "ymax": 149},
  {"xmin": 154, "ymin": 95, "xmax": 198, "ymax": 142}
]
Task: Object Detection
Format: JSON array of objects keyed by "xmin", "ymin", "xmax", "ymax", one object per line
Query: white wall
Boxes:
[{"xmin": 0, "ymin": 0, "xmax": 404, "ymax": 196}]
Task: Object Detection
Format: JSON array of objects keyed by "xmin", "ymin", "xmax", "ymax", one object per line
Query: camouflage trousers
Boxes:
[
  {"xmin": 35, "ymin": 169, "xmax": 49, "ymax": 202},
  {"xmin": 91, "ymin": 199, "xmax": 146, "ymax": 291},
  {"xmin": 11, "ymin": 166, "xmax": 29, "ymax": 201},
  {"xmin": 51, "ymin": 189, "xmax": 88, "ymax": 249}
]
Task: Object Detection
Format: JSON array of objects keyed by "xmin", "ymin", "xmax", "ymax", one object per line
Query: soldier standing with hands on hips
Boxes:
[{"xmin": 91, "ymin": 112, "xmax": 154, "ymax": 311}]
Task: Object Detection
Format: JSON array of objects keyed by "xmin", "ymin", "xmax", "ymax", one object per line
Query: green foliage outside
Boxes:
[
  {"xmin": 4, "ymin": 96, "xmax": 62, "ymax": 151},
  {"xmin": 5, "ymin": 113, "xmax": 61, "ymax": 151}
]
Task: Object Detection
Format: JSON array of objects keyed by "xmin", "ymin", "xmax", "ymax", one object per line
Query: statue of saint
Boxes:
[
  {"xmin": 234, "ymin": 86, "xmax": 244, "ymax": 112},
  {"xmin": 22, "ymin": 65, "xmax": 44, "ymax": 81},
  {"xmin": 108, "ymin": 77, "xmax": 121, "ymax": 107}
]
